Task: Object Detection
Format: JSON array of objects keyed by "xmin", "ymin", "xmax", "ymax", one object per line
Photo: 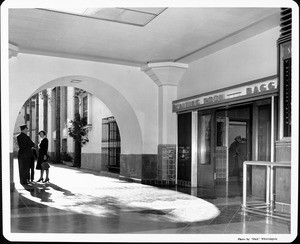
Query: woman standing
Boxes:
[{"xmin": 36, "ymin": 130, "xmax": 49, "ymax": 183}]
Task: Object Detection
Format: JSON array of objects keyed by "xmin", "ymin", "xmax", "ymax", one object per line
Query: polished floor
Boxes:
[{"xmin": 8, "ymin": 160, "xmax": 294, "ymax": 242}]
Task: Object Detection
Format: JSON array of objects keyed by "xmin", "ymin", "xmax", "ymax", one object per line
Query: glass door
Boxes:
[
  {"xmin": 252, "ymin": 99, "xmax": 272, "ymax": 197},
  {"xmin": 215, "ymin": 116, "xmax": 229, "ymax": 182},
  {"xmin": 177, "ymin": 112, "xmax": 192, "ymax": 186},
  {"xmin": 197, "ymin": 111, "xmax": 215, "ymax": 188}
]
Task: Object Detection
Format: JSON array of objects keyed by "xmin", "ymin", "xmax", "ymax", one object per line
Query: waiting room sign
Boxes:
[{"xmin": 173, "ymin": 75, "xmax": 278, "ymax": 113}]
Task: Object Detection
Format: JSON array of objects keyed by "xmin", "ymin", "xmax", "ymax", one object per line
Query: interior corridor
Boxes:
[{"xmin": 9, "ymin": 160, "xmax": 291, "ymax": 242}]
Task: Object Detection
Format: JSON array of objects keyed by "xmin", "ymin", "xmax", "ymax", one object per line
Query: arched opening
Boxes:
[
  {"xmin": 11, "ymin": 75, "xmax": 144, "ymax": 187},
  {"xmin": 32, "ymin": 75, "xmax": 143, "ymax": 155}
]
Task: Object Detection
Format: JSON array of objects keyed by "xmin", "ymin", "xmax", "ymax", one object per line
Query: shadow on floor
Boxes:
[{"xmin": 22, "ymin": 182, "xmax": 75, "ymax": 203}]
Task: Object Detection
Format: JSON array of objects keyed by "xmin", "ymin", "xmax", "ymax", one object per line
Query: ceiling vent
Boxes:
[{"xmin": 279, "ymin": 8, "xmax": 291, "ymax": 41}]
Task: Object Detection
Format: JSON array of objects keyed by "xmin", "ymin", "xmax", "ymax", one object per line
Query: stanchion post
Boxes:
[
  {"xmin": 270, "ymin": 165, "xmax": 274, "ymax": 214},
  {"xmin": 242, "ymin": 161, "xmax": 247, "ymax": 212},
  {"xmin": 266, "ymin": 165, "xmax": 270, "ymax": 214}
]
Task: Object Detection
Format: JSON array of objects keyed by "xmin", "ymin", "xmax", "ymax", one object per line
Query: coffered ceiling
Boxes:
[{"xmin": 8, "ymin": 7, "xmax": 281, "ymax": 67}]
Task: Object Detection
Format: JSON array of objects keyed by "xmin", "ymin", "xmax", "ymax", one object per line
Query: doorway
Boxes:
[
  {"xmin": 228, "ymin": 121, "xmax": 247, "ymax": 182},
  {"xmin": 102, "ymin": 116, "xmax": 121, "ymax": 173},
  {"xmin": 177, "ymin": 98, "xmax": 273, "ymax": 199},
  {"xmin": 197, "ymin": 104, "xmax": 252, "ymax": 196},
  {"xmin": 215, "ymin": 105, "xmax": 251, "ymax": 184}
]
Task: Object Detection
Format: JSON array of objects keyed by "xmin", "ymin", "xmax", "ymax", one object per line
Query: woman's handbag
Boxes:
[{"xmin": 41, "ymin": 159, "xmax": 50, "ymax": 170}]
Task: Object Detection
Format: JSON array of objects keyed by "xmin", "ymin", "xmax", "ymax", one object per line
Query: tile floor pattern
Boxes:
[{"xmin": 9, "ymin": 162, "xmax": 292, "ymax": 242}]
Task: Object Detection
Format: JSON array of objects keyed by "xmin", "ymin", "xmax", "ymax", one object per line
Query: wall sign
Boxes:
[{"xmin": 173, "ymin": 77, "xmax": 278, "ymax": 112}]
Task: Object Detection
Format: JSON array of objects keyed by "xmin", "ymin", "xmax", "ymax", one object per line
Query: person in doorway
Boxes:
[
  {"xmin": 36, "ymin": 130, "xmax": 49, "ymax": 183},
  {"xmin": 16, "ymin": 124, "xmax": 35, "ymax": 185},
  {"xmin": 228, "ymin": 135, "xmax": 242, "ymax": 177},
  {"xmin": 236, "ymin": 137, "xmax": 247, "ymax": 181},
  {"xmin": 28, "ymin": 147, "xmax": 37, "ymax": 182}
]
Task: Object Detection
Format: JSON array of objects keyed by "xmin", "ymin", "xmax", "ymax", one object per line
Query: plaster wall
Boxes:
[
  {"xmin": 81, "ymin": 96, "xmax": 112, "ymax": 154},
  {"xmin": 178, "ymin": 27, "xmax": 280, "ymax": 99}
]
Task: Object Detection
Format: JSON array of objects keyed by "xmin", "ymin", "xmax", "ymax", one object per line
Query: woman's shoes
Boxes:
[
  {"xmin": 37, "ymin": 178, "xmax": 49, "ymax": 183},
  {"xmin": 43, "ymin": 178, "xmax": 49, "ymax": 183}
]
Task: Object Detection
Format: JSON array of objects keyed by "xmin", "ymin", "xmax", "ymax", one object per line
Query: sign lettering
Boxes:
[
  {"xmin": 203, "ymin": 94, "xmax": 225, "ymax": 103},
  {"xmin": 246, "ymin": 82, "xmax": 276, "ymax": 95},
  {"xmin": 173, "ymin": 78, "xmax": 278, "ymax": 112}
]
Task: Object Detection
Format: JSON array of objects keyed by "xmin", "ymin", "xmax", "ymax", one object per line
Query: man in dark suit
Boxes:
[
  {"xmin": 29, "ymin": 147, "xmax": 37, "ymax": 182},
  {"xmin": 229, "ymin": 135, "xmax": 242, "ymax": 177},
  {"xmin": 16, "ymin": 124, "xmax": 35, "ymax": 185}
]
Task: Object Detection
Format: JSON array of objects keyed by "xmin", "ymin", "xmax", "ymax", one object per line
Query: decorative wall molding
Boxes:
[
  {"xmin": 9, "ymin": 43, "xmax": 19, "ymax": 58},
  {"xmin": 141, "ymin": 62, "xmax": 188, "ymax": 87}
]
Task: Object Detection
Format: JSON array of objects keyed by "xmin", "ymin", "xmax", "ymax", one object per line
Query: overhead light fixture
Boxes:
[
  {"xmin": 70, "ymin": 79, "xmax": 82, "ymax": 83},
  {"xmin": 39, "ymin": 7, "xmax": 167, "ymax": 26}
]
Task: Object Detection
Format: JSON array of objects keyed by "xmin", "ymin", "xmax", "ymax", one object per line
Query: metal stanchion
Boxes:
[
  {"xmin": 241, "ymin": 161, "xmax": 290, "ymax": 221},
  {"xmin": 270, "ymin": 165, "xmax": 274, "ymax": 214},
  {"xmin": 266, "ymin": 165, "xmax": 270, "ymax": 215},
  {"xmin": 242, "ymin": 161, "xmax": 247, "ymax": 214}
]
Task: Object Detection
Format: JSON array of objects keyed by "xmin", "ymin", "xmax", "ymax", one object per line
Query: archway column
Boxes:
[
  {"xmin": 142, "ymin": 62, "xmax": 188, "ymax": 184},
  {"xmin": 9, "ymin": 43, "xmax": 19, "ymax": 191}
]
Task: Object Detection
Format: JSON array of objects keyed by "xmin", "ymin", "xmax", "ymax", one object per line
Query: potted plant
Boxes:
[{"xmin": 67, "ymin": 113, "xmax": 89, "ymax": 168}]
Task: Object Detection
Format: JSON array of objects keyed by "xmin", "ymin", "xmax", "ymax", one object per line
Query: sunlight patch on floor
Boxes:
[{"xmin": 14, "ymin": 162, "xmax": 220, "ymax": 222}]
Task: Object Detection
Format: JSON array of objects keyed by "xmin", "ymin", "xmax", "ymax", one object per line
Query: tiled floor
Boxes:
[{"xmin": 7, "ymin": 161, "xmax": 294, "ymax": 242}]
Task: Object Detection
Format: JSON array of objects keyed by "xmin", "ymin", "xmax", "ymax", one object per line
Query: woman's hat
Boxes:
[{"xmin": 38, "ymin": 130, "xmax": 46, "ymax": 135}]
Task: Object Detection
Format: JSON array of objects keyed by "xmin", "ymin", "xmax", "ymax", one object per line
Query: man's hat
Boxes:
[
  {"xmin": 234, "ymin": 135, "xmax": 242, "ymax": 141},
  {"xmin": 19, "ymin": 124, "xmax": 27, "ymax": 130}
]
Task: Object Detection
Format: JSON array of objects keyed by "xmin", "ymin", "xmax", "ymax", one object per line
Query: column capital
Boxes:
[
  {"xmin": 141, "ymin": 62, "xmax": 188, "ymax": 87},
  {"xmin": 9, "ymin": 43, "xmax": 19, "ymax": 58}
]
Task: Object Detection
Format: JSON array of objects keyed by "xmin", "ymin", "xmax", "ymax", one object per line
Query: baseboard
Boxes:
[{"xmin": 119, "ymin": 175, "xmax": 142, "ymax": 183}]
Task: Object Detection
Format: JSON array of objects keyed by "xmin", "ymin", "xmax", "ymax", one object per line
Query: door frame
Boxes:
[
  {"xmin": 196, "ymin": 104, "xmax": 253, "ymax": 188},
  {"xmin": 183, "ymin": 98, "xmax": 275, "ymax": 189},
  {"xmin": 196, "ymin": 109, "xmax": 216, "ymax": 188},
  {"xmin": 217, "ymin": 104, "xmax": 253, "ymax": 184},
  {"xmin": 228, "ymin": 119, "xmax": 249, "ymax": 181}
]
